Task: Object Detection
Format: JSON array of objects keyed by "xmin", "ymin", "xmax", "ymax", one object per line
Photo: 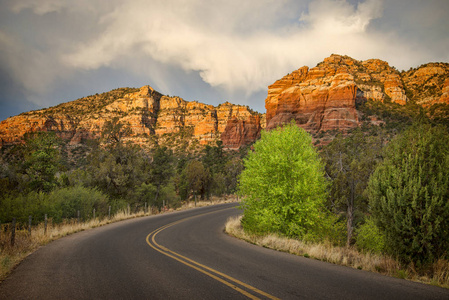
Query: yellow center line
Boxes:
[{"xmin": 145, "ymin": 208, "xmax": 280, "ymax": 300}]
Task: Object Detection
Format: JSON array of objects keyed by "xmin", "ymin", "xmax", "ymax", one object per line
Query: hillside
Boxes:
[
  {"xmin": 0, "ymin": 54, "xmax": 448, "ymax": 150},
  {"xmin": 0, "ymin": 86, "xmax": 264, "ymax": 150}
]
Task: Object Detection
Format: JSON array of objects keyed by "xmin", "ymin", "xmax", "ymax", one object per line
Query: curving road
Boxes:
[{"xmin": 1, "ymin": 203, "xmax": 449, "ymax": 299}]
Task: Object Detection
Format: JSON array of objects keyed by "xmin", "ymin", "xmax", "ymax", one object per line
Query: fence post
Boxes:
[
  {"xmin": 11, "ymin": 218, "xmax": 16, "ymax": 247},
  {"xmin": 28, "ymin": 215, "xmax": 32, "ymax": 236},
  {"xmin": 108, "ymin": 206, "xmax": 111, "ymax": 219},
  {"xmin": 145, "ymin": 202, "xmax": 147, "ymax": 214},
  {"xmin": 44, "ymin": 214, "xmax": 48, "ymax": 235},
  {"xmin": 93, "ymin": 208, "xmax": 96, "ymax": 220}
]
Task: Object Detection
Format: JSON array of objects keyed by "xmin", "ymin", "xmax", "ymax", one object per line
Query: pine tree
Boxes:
[{"xmin": 368, "ymin": 123, "xmax": 449, "ymax": 266}]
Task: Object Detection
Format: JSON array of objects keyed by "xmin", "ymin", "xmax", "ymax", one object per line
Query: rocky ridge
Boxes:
[
  {"xmin": 265, "ymin": 54, "xmax": 448, "ymax": 132},
  {"xmin": 0, "ymin": 86, "xmax": 263, "ymax": 149}
]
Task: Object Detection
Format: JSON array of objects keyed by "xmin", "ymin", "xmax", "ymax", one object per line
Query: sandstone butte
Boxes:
[
  {"xmin": 0, "ymin": 54, "xmax": 448, "ymax": 150},
  {"xmin": 265, "ymin": 54, "xmax": 449, "ymax": 132}
]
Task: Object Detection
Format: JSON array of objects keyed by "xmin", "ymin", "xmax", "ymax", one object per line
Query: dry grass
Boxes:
[
  {"xmin": 0, "ymin": 196, "xmax": 238, "ymax": 282},
  {"xmin": 178, "ymin": 195, "xmax": 239, "ymax": 209},
  {"xmin": 225, "ymin": 215, "xmax": 449, "ymax": 289}
]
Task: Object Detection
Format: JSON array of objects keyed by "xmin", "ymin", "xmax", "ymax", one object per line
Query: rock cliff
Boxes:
[
  {"xmin": 0, "ymin": 86, "xmax": 263, "ymax": 149},
  {"xmin": 401, "ymin": 63, "xmax": 449, "ymax": 106},
  {"xmin": 265, "ymin": 54, "xmax": 449, "ymax": 132}
]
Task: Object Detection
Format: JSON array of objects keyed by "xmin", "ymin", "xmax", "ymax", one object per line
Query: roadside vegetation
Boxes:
[
  {"xmin": 230, "ymin": 103, "xmax": 449, "ymax": 288},
  {"xmin": 0, "ymin": 117, "xmax": 245, "ymax": 280},
  {"xmin": 0, "ymin": 195, "xmax": 237, "ymax": 281}
]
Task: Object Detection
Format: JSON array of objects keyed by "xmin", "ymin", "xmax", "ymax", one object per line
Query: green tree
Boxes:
[
  {"xmin": 355, "ymin": 217, "xmax": 385, "ymax": 254},
  {"xmin": 223, "ymin": 157, "xmax": 243, "ymax": 194},
  {"xmin": 182, "ymin": 160, "xmax": 210, "ymax": 205},
  {"xmin": 321, "ymin": 129, "xmax": 383, "ymax": 246},
  {"xmin": 368, "ymin": 123, "xmax": 449, "ymax": 266},
  {"xmin": 86, "ymin": 143, "xmax": 150, "ymax": 201},
  {"xmin": 202, "ymin": 141, "xmax": 226, "ymax": 175},
  {"xmin": 101, "ymin": 117, "xmax": 132, "ymax": 146},
  {"xmin": 150, "ymin": 146, "xmax": 174, "ymax": 207},
  {"xmin": 21, "ymin": 132, "xmax": 62, "ymax": 193},
  {"xmin": 238, "ymin": 122, "xmax": 328, "ymax": 238},
  {"xmin": 211, "ymin": 172, "xmax": 226, "ymax": 196}
]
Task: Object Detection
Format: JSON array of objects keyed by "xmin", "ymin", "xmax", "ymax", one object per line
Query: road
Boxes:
[{"xmin": 1, "ymin": 203, "xmax": 448, "ymax": 299}]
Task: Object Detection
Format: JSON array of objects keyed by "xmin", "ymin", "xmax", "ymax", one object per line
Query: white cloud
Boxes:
[
  {"xmin": 303, "ymin": 0, "xmax": 383, "ymax": 34},
  {"xmin": 62, "ymin": 0, "xmax": 393, "ymax": 95}
]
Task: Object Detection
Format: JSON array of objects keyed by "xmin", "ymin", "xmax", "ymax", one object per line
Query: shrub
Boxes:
[
  {"xmin": 48, "ymin": 185, "xmax": 109, "ymax": 222},
  {"xmin": 355, "ymin": 217, "xmax": 385, "ymax": 254}
]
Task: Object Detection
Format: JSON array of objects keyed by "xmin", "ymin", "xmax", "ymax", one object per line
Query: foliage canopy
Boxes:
[{"xmin": 239, "ymin": 122, "xmax": 329, "ymax": 238}]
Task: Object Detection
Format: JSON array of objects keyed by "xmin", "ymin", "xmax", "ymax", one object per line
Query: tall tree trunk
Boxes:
[
  {"xmin": 154, "ymin": 184, "xmax": 160, "ymax": 207},
  {"xmin": 347, "ymin": 179, "xmax": 355, "ymax": 247}
]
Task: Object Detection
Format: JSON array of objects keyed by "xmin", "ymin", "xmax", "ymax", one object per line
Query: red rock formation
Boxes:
[
  {"xmin": 265, "ymin": 54, "xmax": 448, "ymax": 133},
  {"xmin": 0, "ymin": 86, "xmax": 263, "ymax": 149},
  {"xmin": 265, "ymin": 60, "xmax": 359, "ymax": 132},
  {"xmin": 221, "ymin": 115, "xmax": 262, "ymax": 150},
  {"xmin": 402, "ymin": 63, "xmax": 449, "ymax": 106},
  {"xmin": 439, "ymin": 79, "xmax": 449, "ymax": 104}
]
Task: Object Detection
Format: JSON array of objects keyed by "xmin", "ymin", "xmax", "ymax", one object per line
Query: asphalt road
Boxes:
[{"xmin": 1, "ymin": 202, "xmax": 449, "ymax": 299}]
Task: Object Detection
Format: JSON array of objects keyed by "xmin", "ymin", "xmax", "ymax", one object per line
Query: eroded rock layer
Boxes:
[
  {"xmin": 265, "ymin": 54, "xmax": 449, "ymax": 132},
  {"xmin": 0, "ymin": 86, "xmax": 263, "ymax": 149}
]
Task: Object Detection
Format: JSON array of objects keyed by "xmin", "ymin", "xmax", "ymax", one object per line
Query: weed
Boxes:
[{"xmin": 396, "ymin": 270, "xmax": 407, "ymax": 279}]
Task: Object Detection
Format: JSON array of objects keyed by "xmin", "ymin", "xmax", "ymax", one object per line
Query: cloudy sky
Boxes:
[{"xmin": 0, "ymin": 0, "xmax": 448, "ymax": 121}]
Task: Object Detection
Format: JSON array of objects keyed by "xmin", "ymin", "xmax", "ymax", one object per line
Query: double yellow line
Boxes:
[{"xmin": 145, "ymin": 209, "xmax": 280, "ymax": 300}]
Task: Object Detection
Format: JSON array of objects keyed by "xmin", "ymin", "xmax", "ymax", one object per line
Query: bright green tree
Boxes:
[
  {"xmin": 238, "ymin": 122, "xmax": 328, "ymax": 238},
  {"xmin": 368, "ymin": 123, "xmax": 449, "ymax": 265}
]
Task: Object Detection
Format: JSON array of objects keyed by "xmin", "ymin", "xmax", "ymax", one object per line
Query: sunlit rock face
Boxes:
[
  {"xmin": 0, "ymin": 86, "xmax": 263, "ymax": 149},
  {"xmin": 265, "ymin": 54, "xmax": 449, "ymax": 133}
]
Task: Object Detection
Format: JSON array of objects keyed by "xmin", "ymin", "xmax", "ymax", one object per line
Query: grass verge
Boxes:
[
  {"xmin": 0, "ymin": 196, "xmax": 238, "ymax": 282},
  {"xmin": 225, "ymin": 215, "xmax": 449, "ymax": 289}
]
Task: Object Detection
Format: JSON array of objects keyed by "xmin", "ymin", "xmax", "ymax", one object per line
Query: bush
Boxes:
[
  {"xmin": 48, "ymin": 185, "xmax": 109, "ymax": 222},
  {"xmin": 0, "ymin": 192, "xmax": 48, "ymax": 224},
  {"xmin": 355, "ymin": 217, "xmax": 385, "ymax": 254}
]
